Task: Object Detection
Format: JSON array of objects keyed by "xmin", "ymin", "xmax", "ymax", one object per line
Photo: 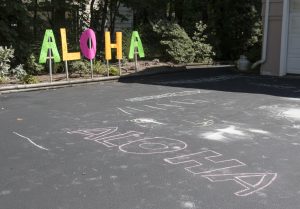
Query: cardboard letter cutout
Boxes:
[
  {"xmin": 105, "ymin": 32, "xmax": 123, "ymax": 60},
  {"xmin": 60, "ymin": 28, "xmax": 81, "ymax": 61},
  {"xmin": 128, "ymin": 31, "xmax": 145, "ymax": 59},
  {"xmin": 39, "ymin": 29, "xmax": 61, "ymax": 64},
  {"xmin": 80, "ymin": 29, "xmax": 97, "ymax": 60}
]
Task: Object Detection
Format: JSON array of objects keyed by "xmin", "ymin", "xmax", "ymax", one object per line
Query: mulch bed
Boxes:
[{"xmin": 0, "ymin": 60, "xmax": 180, "ymax": 87}]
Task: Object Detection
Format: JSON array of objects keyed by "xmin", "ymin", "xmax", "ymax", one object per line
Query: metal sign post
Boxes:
[
  {"xmin": 106, "ymin": 60, "xmax": 110, "ymax": 77},
  {"xmin": 48, "ymin": 48, "xmax": 53, "ymax": 83},
  {"xmin": 65, "ymin": 60, "xmax": 69, "ymax": 81},
  {"xmin": 90, "ymin": 59, "xmax": 94, "ymax": 79},
  {"xmin": 134, "ymin": 47, "xmax": 138, "ymax": 73},
  {"xmin": 89, "ymin": 38, "xmax": 94, "ymax": 79},
  {"xmin": 118, "ymin": 59, "xmax": 122, "ymax": 76}
]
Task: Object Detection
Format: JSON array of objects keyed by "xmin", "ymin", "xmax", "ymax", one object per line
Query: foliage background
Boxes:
[{"xmin": 0, "ymin": 0, "xmax": 262, "ymax": 76}]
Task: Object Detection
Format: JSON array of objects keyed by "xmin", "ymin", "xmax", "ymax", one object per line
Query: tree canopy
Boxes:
[{"xmin": 0, "ymin": 0, "xmax": 262, "ymax": 63}]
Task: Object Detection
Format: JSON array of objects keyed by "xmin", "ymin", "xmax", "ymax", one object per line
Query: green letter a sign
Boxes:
[
  {"xmin": 128, "ymin": 31, "xmax": 145, "ymax": 60},
  {"xmin": 39, "ymin": 29, "xmax": 61, "ymax": 64}
]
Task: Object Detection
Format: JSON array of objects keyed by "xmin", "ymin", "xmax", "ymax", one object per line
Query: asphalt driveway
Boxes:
[{"xmin": 1, "ymin": 68, "xmax": 300, "ymax": 209}]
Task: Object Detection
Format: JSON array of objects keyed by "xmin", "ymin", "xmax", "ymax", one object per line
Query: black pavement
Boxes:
[{"xmin": 1, "ymin": 68, "xmax": 300, "ymax": 209}]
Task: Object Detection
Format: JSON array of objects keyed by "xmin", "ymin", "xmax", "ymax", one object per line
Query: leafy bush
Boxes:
[
  {"xmin": 0, "ymin": 1, "xmax": 32, "ymax": 64},
  {"xmin": 0, "ymin": 46, "xmax": 14, "ymax": 78},
  {"xmin": 245, "ymin": 42, "xmax": 262, "ymax": 63},
  {"xmin": 53, "ymin": 62, "xmax": 66, "ymax": 74},
  {"xmin": 0, "ymin": 46, "xmax": 27, "ymax": 80},
  {"xmin": 93, "ymin": 61, "xmax": 107, "ymax": 75},
  {"xmin": 20, "ymin": 75, "xmax": 39, "ymax": 84},
  {"xmin": 153, "ymin": 21, "xmax": 195, "ymax": 64},
  {"xmin": 244, "ymin": 21, "xmax": 263, "ymax": 62},
  {"xmin": 109, "ymin": 66, "xmax": 120, "ymax": 76},
  {"xmin": 93, "ymin": 61, "xmax": 120, "ymax": 76},
  {"xmin": 207, "ymin": 0, "xmax": 262, "ymax": 60},
  {"xmin": 135, "ymin": 24, "xmax": 165, "ymax": 60},
  {"xmin": 0, "ymin": 76, "xmax": 6, "ymax": 84},
  {"xmin": 24, "ymin": 53, "xmax": 44, "ymax": 75},
  {"xmin": 10, "ymin": 64, "xmax": 27, "ymax": 80},
  {"xmin": 192, "ymin": 21, "xmax": 215, "ymax": 64},
  {"xmin": 70, "ymin": 60, "xmax": 89, "ymax": 76}
]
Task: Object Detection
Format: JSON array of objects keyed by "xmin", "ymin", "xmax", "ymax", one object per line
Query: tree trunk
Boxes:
[
  {"xmin": 175, "ymin": 0, "xmax": 184, "ymax": 24},
  {"xmin": 33, "ymin": 0, "xmax": 38, "ymax": 39},
  {"xmin": 167, "ymin": 0, "xmax": 175, "ymax": 20},
  {"xmin": 52, "ymin": 0, "xmax": 66, "ymax": 30},
  {"xmin": 109, "ymin": 0, "xmax": 121, "ymax": 35},
  {"xmin": 99, "ymin": 0, "xmax": 109, "ymax": 51},
  {"xmin": 90, "ymin": 0, "xmax": 96, "ymax": 29}
]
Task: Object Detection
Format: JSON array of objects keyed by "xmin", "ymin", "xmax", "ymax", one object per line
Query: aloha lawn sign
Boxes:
[{"xmin": 38, "ymin": 28, "xmax": 145, "ymax": 81}]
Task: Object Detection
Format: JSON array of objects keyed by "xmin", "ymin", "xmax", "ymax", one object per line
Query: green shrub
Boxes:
[
  {"xmin": 20, "ymin": 75, "xmax": 39, "ymax": 84},
  {"xmin": 53, "ymin": 62, "xmax": 65, "ymax": 74},
  {"xmin": 70, "ymin": 60, "xmax": 89, "ymax": 76},
  {"xmin": 93, "ymin": 61, "xmax": 119, "ymax": 76},
  {"xmin": 24, "ymin": 53, "xmax": 44, "ymax": 75},
  {"xmin": 245, "ymin": 43, "xmax": 262, "ymax": 63},
  {"xmin": 245, "ymin": 21, "xmax": 263, "ymax": 62},
  {"xmin": 93, "ymin": 61, "xmax": 107, "ymax": 75},
  {"xmin": 0, "ymin": 46, "xmax": 14, "ymax": 78},
  {"xmin": 192, "ymin": 21, "xmax": 215, "ymax": 64},
  {"xmin": 153, "ymin": 21, "xmax": 195, "ymax": 64},
  {"xmin": 109, "ymin": 66, "xmax": 120, "ymax": 76},
  {"xmin": 135, "ymin": 24, "xmax": 164, "ymax": 60},
  {"xmin": 0, "ymin": 46, "xmax": 27, "ymax": 80},
  {"xmin": 207, "ymin": 0, "xmax": 262, "ymax": 60},
  {"xmin": 0, "ymin": 76, "xmax": 7, "ymax": 83},
  {"xmin": 11, "ymin": 64, "xmax": 27, "ymax": 80}
]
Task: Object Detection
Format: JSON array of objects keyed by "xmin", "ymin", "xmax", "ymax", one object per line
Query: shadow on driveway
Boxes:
[{"xmin": 119, "ymin": 67, "xmax": 300, "ymax": 98}]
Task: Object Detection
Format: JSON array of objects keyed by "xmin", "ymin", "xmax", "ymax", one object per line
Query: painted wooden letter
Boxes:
[
  {"xmin": 105, "ymin": 32, "xmax": 123, "ymax": 60},
  {"xmin": 39, "ymin": 29, "xmax": 61, "ymax": 64},
  {"xmin": 80, "ymin": 29, "xmax": 97, "ymax": 60},
  {"xmin": 60, "ymin": 28, "xmax": 81, "ymax": 61},
  {"xmin": 128, "ymin": 31, "xmax": 145, "ymax": 59}
]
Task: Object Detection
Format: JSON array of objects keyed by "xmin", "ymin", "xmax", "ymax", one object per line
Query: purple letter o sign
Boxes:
[{"xmin": 80, "ymin": 29, "xmax": 97, "ymax": 60}]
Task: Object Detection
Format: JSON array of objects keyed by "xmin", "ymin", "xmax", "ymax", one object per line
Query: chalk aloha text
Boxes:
[{"xmin": 68, "ymin": 127, "xmax": 277, "ymax": 197}]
